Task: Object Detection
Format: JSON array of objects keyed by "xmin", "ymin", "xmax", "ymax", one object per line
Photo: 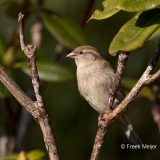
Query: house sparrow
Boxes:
[{"xmin": 66, "ymin": 45, "xmax": 142, "ymax": 144}]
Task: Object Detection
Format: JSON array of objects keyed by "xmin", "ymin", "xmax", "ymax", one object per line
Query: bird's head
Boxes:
[{"xmin": 66, "ymin": 45, "xmax": 102, "ymax": 66}]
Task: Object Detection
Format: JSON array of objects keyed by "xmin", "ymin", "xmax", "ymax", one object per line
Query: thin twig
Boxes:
[
  {"xmin": 108, "ymin": 51, "xmax": 129, "ymax": 111},
  {"xmin": 18, "ymin": 12, "xmax": 60, "ymax": 160},
  {"xmin": 90, "ymin": 40, "xmax": 160, "ymax": 160},
  {"xmin": 91, "ymin": 51, "xmax": 129, "ymax": 160},
  {"xmin": 18, "ymin": 13, "xmax": 25, "ymax": 51},
  {"xmin": 0, "ymin": 65, "xmax": 38, "ymax": 117},
  {"xmin": 79, "ymin": 0, "xmax": 95, "ymax": 28},
  {"xmin": 16, "ymin": 4, "xmax": 43, "ymax": 151}
]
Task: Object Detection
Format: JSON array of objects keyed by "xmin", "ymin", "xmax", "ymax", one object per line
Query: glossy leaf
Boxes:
[
  {"xmin": 27, "ymin": 150, "xmax": 45, "ymax": 160},
  {"xmin": 122, "ymin": 78, "xmax": 152, "ymax": 98},
  {"xmin": 109, "ymin": 9, "xmax": 160, "ymax": 55},
  {"xmin": 118, "ymin": 0, "xmax": 160, "ymax": 12},
  {"xmin": 14, "ymin": 61, "xmax": 74, "ymax": 82},
  {"xmin": 0, "ymin": 82, "xmax": 11, "ymax": 99},
  {"xmin": 89, "ymin": 0, "xmax": 120, "ymax": 20},
  {"xmin": 40, "ymin": 11, "xmax": 88, "ymax": 48}
]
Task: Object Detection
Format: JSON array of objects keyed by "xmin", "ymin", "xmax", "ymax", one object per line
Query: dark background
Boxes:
[{"xmin": 0, "ymin": 0, "xmax": 160, "ymax": 160}]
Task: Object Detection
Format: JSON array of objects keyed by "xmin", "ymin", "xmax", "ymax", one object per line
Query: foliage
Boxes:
[
  {"xmin": 89, "ymin": 0, "xmax": 120, "ymax": 20},
  {"xmin": 0, "ymin": 1, "xmax": 88, "ymax": 98},
  {"xmin": 40, "ymin": 10, "xmax": 88, "ymax": 48},
  {"xmin": 14, "ymin": 61, "xmax": 73, "ymax": 82},
  {"xmin": 0, "ymin": 0, "xmax": 160, "ymax": 160},
  {"xmin": 89, "ymin": 0, "xmax": 160, "ymax": 55}
]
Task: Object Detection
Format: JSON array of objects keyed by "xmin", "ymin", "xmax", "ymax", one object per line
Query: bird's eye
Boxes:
[{"xmin": 79, "ymin": 51, "xmax": 83, "ymax": 55}]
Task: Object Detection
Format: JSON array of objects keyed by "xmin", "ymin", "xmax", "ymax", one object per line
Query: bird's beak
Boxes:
[{"xmin": 66, "ymin": 52, "xmax": 77, "ymax": 59}]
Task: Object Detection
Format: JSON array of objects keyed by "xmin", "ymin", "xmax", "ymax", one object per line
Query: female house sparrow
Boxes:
[{"xmin": 66, "ymin": 45, "xmax": 142, "ymax": 144}]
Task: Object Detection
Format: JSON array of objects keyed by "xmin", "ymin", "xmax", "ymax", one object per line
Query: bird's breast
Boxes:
[{"xmin": 76, "ymin": 64, "xmax": 113, "ymax": 113}]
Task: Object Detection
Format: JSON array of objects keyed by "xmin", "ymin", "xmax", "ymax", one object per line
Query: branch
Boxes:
[
  {"xmin": 0, "ymin": 65, "xmax": 38, "ymax": 116},
  {"xmin": 91, "ymin": 51, "xmax": 129, "ymax": 160},
  {"xmin": 90, "ymin": 40, "xmax": 160, "ymax": 160},
  {"xmin": 108, "ymin": 51, "xmax": 129, "ymax": 112},
  {"xmin": 9, "ymin": 12, "xmax": 60, "ymax": 160},
  {"xmin": 79, "ymin": 0, "xmax": 95, "ymax": 28}
]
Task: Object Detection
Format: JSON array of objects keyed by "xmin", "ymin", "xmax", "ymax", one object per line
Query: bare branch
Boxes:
[
  {"xmin": 0, "ymin": 65, "xmax": 39, "ymax": 118},
  {"xmin": 79, "ymin": 0, "xmax": 95, "ymax": 28},
  {"xmin": 90, "ymin": 40, "xmax": 160, "ymax": 160},
  {"xmin": 108, "ymin": 51, "xmax": 129, "ymax": 111},
  {"xmin": 17, "ymin": 12, "xmax": 60, "ymax": 160},
  {"xmin": 90, "ymin": 51, "xmax": 129, "ymax": 160},
  {"xmin": 18, "ymin": 13, "xmax": 25, "ymax": 51}
]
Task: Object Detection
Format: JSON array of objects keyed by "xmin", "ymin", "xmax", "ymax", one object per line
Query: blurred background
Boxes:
[{"xmin": 0, "ymin": 0, "xmax": 160, "ymax": 160}]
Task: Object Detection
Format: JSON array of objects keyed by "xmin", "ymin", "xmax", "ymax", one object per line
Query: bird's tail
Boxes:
[{"xmin": 117, "ymin": 111, "xmax": 142, "ymax": 145}]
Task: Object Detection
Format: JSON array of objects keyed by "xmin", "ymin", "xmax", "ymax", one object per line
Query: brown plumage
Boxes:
[{"xmin": 66, "ymin": 45, "xmax": 142, "ymax": 144}]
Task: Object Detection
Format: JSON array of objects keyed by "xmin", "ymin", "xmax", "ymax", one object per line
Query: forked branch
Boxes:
[
  {"xmin": 90, "ymin": 40, "xmax": 160, "ymax": 160},
  {"xmin": 18, "ymin": 12, "xmax": 60, "ymax": 160}
]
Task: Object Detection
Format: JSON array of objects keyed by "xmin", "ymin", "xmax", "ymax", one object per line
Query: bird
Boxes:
[{"xmin": 66, "ymin": 45, "xmax": 142, "ymax": 145}]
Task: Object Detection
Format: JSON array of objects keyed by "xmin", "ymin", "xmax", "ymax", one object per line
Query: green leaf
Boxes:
[
  {"xmin": 0, "ymin": 32, "xmax": 7, "ymax": 58},
  {"xmin": 27, "ymin": 150, "xmax": 45, "ymax": 160},
  {"xmin": 122, "ymin": 78, "xmax": 152, "ymax": 98},
  {"xmin": 0, "ymin": 82, "xmax": 11, "ymax": 99},
  {"xmin": 14, "ymin": 61, "xmax": 74, "ymax": 82},
  {"xmin": 118, "ymin": 0, "xmax": 160, "ymax": 12},
  {"xmin": 89, "ymin": 0, "xmax": 120, "ymax": 21},
  {"xmin": 109, "ymin": 9, "xmax": 160, "ymax": 55},
  {"xmin": 40, "ymin": 11, "xmax": 88, "ymax": 48}
]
